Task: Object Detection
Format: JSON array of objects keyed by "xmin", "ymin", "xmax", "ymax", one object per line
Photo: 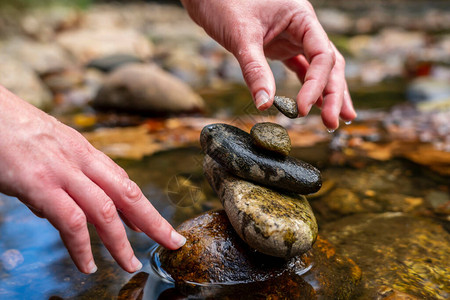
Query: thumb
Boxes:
[{"xmin": 235, "ymin": 44, "xmax": 275, "ymax": 111}]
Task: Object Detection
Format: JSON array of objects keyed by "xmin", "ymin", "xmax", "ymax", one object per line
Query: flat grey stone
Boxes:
[
  {"xmin": 204, "ymin": 155, "xmax": 318, "ymax": 258},
  {"xmin": 273, "ymin": 96, "xmax": 298, "ymax": 119},
  {"xmin": 200, "ymin": 123, "xmax": 321, "ymax": 195}
]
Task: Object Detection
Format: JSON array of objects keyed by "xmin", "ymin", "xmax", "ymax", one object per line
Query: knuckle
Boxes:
[
  {"xmin": 72, "ymin": 143, "xmax": 92, "ymax": 163},
  {"xmin": 122, "ymin": 179, "xmax": 143, "ymax": 205},
  {"xmin": 304, "ymin": 1, "xmax": 314, "ymax": 12},
  {"xmin": 31, "ymin": 165, "xmax": 52, "ymax": 184},
  {"xmin": 336, "ymin": 52, "xmax": 345, "ymax": 68},
  {"xmin": 241, "ymin": 60, "xmax": 265, "ymax": 84},
  {"xmin": 67, "ymin": 211, "xmax": 87, "ymax": 234},
  {"xmin": 327, "ymin": 48, "xmax": 336, "ymax": 66},
  {"xmin": 100, "ymin": 200, "xmax": 117, "ymax": 224}
]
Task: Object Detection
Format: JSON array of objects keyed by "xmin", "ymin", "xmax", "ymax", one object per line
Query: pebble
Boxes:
[
  {"xmin": 273, "ymin": 96, "xmax": 298, "ymax": 119},
  {"xmin": 0, "ymin": 249, "xmax": 24, "ymax": 271},
  {"xmin": 200, "ymin": 123, "xmax": 322, "ymax": 195},
  {"xmin": 250, "ymin": 122, "xmax": 291, "ymax": 156}
]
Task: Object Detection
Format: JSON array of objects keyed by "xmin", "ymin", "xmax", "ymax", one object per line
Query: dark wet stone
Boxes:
[
  {"xmin": 204, "ymin": 155, "xmax": 317, "ymax": 258},
  {"xmin": 200, "ymin": 123, "xmax": 321, "ymax": 195},
  {"xmin": 321, "ymin": 213, "xmax": 450, "ymax": 299},
  {"xmin": 86, "ymin": 54, "xmax": 143, "ymax": 73},
  {"xmin": 158, "ymin": 210, "xmax": 361, "ymax": 299},
  {"xmin": 250, "ymin": 122, "xmax": 291, "ymax": 156},
  {"xmin": 273, "ymin": 96, "xmax": 298, "ymax": 119},
  {"xmin": 118, "ymin": 272, "xmax": 149, "ymax": 300}
]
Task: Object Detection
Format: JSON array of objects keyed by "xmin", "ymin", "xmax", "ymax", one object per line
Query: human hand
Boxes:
[
  {"xmin": 181, "ymin": 0, "xmax": 356, "ymax": 130},
  {"xmin": 0, "ymin": 86, "xmax": 186, "ymax": 274}
]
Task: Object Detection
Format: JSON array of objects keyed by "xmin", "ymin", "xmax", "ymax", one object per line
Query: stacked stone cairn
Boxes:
[
  {"xmin": 201, "ymin": 120, "xmax": 321, "ymax": 258},
  {"xmin": 158, "ymin": 100, "xmax": 362, "ymax": 298}
]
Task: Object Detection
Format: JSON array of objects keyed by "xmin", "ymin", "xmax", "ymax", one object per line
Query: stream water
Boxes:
[{"xmin": 0, "ymin": 135, "xmax": 448, "ymax": 299}]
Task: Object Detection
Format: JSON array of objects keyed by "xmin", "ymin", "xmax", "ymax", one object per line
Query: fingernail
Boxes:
[
  {"xmin": 171, "ymin": 230, "xmax": 186, "ymax": 248},
  {"xmin": 87, "ymin": 260, "xmax": 97, "ymax": 274},
  {"xmin": 131, "ymin": 256, "xmax": 142, "ymax": 272},
  {"xmin": 255, "ymin": 90, "xmax": 269, "ymax": 110},
  {"xmin": 305, "ymin": 103, "xmax": 313, "ymax": 115}
]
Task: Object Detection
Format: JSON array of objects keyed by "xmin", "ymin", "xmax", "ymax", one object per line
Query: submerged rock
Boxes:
[
  {"xmin": 158, "ymin": 210, "xmax": 361, "ymax": 299},
  {"xmin": 273, "ymin": 96, "xmax": 298, "ymax": 119},
  {"xmin": 200, "ymin": 123, "xmax": 321, "ymax": 195},
  {"xmin": 250, "ymin": 122, "xmax": 291, "ymax": 156},
  {"xmin": 204, "ymin": 155, "xmax": 317, "ymax": 258},
  {"xmin": 321, "ymin": 213, "xmax": 450, "ymax": 300},
  {"xmin": 93, "ymin": 63, "xmax": 205, "ymax": 115}
]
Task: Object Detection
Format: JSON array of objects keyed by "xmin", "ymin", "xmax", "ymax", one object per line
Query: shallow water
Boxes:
[{"xmin": 0, "ymin": 141, "xmax": 447, "ymax": 299}]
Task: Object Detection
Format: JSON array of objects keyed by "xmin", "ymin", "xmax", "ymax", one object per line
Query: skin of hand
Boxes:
[
  {"xmin": 0, "ymin": 86, "xmax": 186, "ymax": 274},
  {"xmin": 181, "ymin": 0, "xmax": 357, "ymax": 130}
]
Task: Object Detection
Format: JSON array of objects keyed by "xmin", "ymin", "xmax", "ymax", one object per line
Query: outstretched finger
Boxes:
[
  {"xmin": 39, "ymin": 189, "xmax": 96, "ymax": 274},
  {"xmin": 82, "ymin": 158, "xmax": 186, "ymax": 250},
  {"xmin": 64, "ymin": 172, "xmax": 142, "ymax": 273},
  {"xmin": 119, "ymin": 210, "xmax": 141, "ymax": 232}
]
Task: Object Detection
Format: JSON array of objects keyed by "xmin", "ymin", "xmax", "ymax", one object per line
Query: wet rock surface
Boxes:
[
  {"xmin": 159, "ymin": 210, "xmax": 361, "ymax": 299},
  {"xmin": 200, "ymin": 123, "xmax": 321, "ymax": 195},
  {"xmin": 204, "ymin": 156, "xmax": 318, "ymax": 258},
  {"xmin": 321, "ymin": 213, "xmax": 450, "ymax": 300},
  {"xmin": 250, "ymin": 122, "xmax": 291, "ymax": 156},
  {"xmin": 273, "ymin": 96, "xmax": 298, "ymax": 119},
  {"xmin": 93, "ymin": 63, "xmax": 205, "ymax": 115}
]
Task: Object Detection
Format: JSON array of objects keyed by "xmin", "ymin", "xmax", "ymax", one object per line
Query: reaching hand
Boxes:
[
  {"xmin": 0, "ymin": 86, "xmax": 186, "ymax": 274},
  {"xmin": 182, "ymin": 0, "xmax": 356, "ymax": 129}
]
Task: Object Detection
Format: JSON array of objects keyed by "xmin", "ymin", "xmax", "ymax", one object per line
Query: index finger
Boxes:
[{"xmin": 83, "ymin": 157, "xmax": 186, "ymax": 250}]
